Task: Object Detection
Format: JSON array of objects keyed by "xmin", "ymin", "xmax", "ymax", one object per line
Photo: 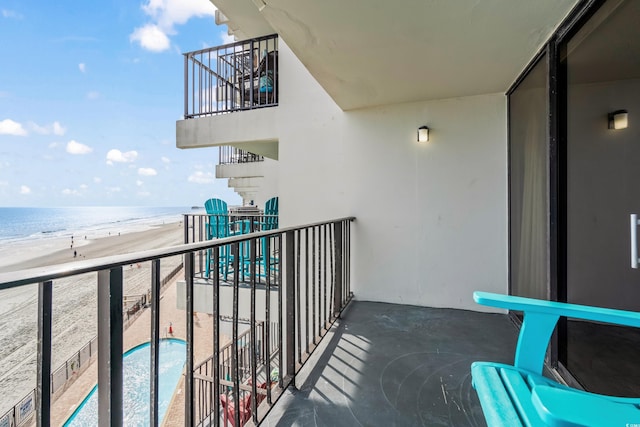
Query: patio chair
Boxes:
[
  {"xmin": 219, "ymin": 381, "xmax": 268, "ymax": 427},
  {"xmin": 243, "ymin": 51, "xmax": 278, "ymax": 107},
  {"xmin": 471, "ymin": 291, "xmax": 640, "ymax": 427},
  {"xmin": 204, "ymin": 198, "xmax": 244, "ymax": 280},
  {"xmin": 254, "ymin": 197, "xmax": 278, "ymax": 280}
]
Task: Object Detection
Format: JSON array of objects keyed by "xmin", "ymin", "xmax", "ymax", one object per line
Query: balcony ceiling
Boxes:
[{"xmin": 213, "ymin": 0, "xmax": 579, "ymax": 110}]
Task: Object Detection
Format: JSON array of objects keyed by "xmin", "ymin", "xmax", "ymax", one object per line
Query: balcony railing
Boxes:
[
  {"xmin": 0, "ymin": 216, "xmax": 353, "ymax": 426},
  {"xmin": 184, "ymin": 34, "xmax": 278, "ymax": 118},
  {"xmin": 219, "ymin": 146, "xmax": 264, "ymax": 165}
]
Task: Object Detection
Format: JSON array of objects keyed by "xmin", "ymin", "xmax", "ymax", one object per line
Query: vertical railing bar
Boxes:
[
  {"xmin": 312, "ymin": 227, "xmax": 316, "ymax": 344},
  {"xmin": 285, "ymin": 230, "xmax": 296, "ymax": 386},
  {"xmin": 37, "ymin": 280, "xmax": 52, "ymax": 427},
  {"xmin": 305, "ymin": 228, "xmax": 309, "ymax": 354},
  {"xmin": 250, "ymin": 238, "xmax": 258, "ymax": 423},
  {"xmin": 265, "ymin": 236, "xmax": 272, "ymax": 404},
  {"xmin": 296, "ymin": 231, "xmax": 301, "ymax": 364},
  {"xmin": 278, "ymin": 233, "xmax": 284, "ymax": 389},
  {"xmin": 329, "ymin": 225, "xmax": 335, "ymax": 319},
  {"xmin": 346, "ymin": 221, "xmax": 350, "ymax": 298},
  {"xmin": 184, "ymin": 54, "xmax": 189, "ymax": 117},
  {"xmin": 185, "ymin": 252, "xmax": 195, "ymax": 426},
  {"xmin": 150, "ymin": 260, "xmax": 161, "ymax": 427},
  {"xmin": 213, "ymin": 247, "xmax": 220, "ymax": 427},
  {"xmin": 323, "ymin": 224, "xmax": 328, "ymax": 328},
  {"xmin": 97, "ymin": 267, "xmax": 123, "ymax": 427},
  {"xmin": 334, "ymin": 221, "xmax": 343, "ymax": 315},
  {"xmin": 232, "ymin": 242, "xmax": 241, "ymax": 427}
]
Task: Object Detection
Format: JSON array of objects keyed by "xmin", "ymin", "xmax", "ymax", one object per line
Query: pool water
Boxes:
[{"xmin": 64, "ymin": 339, "xmax": 186, "ymax": 426}]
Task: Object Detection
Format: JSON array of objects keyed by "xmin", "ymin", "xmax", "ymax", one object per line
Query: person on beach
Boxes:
[{"xmin": 74, "ymin": 250, "xmax": 77, "ymax": 258}]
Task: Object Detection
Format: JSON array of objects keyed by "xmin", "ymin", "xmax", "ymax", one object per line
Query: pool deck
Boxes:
[{"xmin": 49, "ymin": 268, "xmax": 223, "ymax": 426}]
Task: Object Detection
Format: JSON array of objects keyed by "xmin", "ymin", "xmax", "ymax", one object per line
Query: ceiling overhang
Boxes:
[{"xmin": 212, "ymin": 0, "xmax": 579, "ymax": 110}]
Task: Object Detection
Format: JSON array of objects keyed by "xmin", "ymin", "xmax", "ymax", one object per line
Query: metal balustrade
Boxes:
[
  {"xmin": 184, "ymin": 34, "xmax": 278, "ymax": 118},
  {"xmin": 0, "ymin": 217, "xmax": 353, "ymax": 426},
  {"xmin": 219, "ymin": 146, "xmax": 264, "ymax": 165}
]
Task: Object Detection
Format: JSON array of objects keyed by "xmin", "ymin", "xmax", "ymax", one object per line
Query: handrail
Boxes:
[
  {"xmin": 0, "ymin": 216, "xmax": 355, "ymax": 426},
  {"xmin": 0, "ymin": 217, "xmax": 355, "ymax": 290},
  {"xmin": 184, "ymin": 34, "xmax": 278, "ymax": 58},
  {"xmin": 183, "ymin": 33, "xmax": 279, "ymax": 117}
]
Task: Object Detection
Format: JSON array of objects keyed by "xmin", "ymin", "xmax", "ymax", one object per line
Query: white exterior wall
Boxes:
[{"xmin": 276, "ymin": 42, "xmax": 508, "ymax": 311}]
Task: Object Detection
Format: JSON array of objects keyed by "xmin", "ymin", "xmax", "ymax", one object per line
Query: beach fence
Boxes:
[
  {"xmin": 0, "ymin": 390, "xmax": 35, "ymax": 427},
  {"xmin": 1, "ymin": 261, "xmax": 184, "ymax": 427}
]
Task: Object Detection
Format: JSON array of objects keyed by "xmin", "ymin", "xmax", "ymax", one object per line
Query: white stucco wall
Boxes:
[{"xmin": 275, "ymin": 42, "xmax": 508, "ymax": 311}]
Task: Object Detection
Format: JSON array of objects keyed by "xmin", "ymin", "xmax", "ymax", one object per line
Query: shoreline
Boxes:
[
  {"xmin": 0, "ymin": 221, "xmax": 184, "ymax": 273},
  {"xmin": 0, "ymin": 220, "xmax": 186, "ymax": 416}
]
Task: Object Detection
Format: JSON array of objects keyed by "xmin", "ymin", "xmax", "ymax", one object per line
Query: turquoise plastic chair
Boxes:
[
  {"xmin": 471, "ymin": 291, "xmax": 640, "ymax": 427},
  {"xmin": 204, "ymin": 198, "xmax": 237, "ymax": 280},
  {"xmin": 258, "ymin": 197, "xmax": 278, "ymax": 279}
]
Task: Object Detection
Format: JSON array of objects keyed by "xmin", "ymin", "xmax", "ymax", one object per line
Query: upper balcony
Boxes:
[
  {"xmin": 183, "ymin": 34, "xmax": 278, "ymax": 119},
  {"xmin": 177, "ymin": 34, "xmax": 279, "ymax": 154}
]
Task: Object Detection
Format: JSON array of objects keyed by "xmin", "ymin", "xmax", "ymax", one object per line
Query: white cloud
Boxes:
[
  {"xmin": 20, "ymin": 185, "xmax": 31, "ymax": 195},
  {"xmin": 53, "ymin": 122, "xmax": 66, "ymax": 135},
  {"xmin": 107, "ymin": 186, "xmax": 121, "ymax": 193},
  {"xmin": 30, "ymin": 121, "xmax": 66, "ymax": 136},
  {"xmin": 130, "ymin": 24, "xmax": 170, "ymax": 52},
  {"xmin": 62, "ymin": 188, "xmax": 80, "ymax": 196},
  {"xmin": 220, "ymin": 32, "xmax": 235, "ymax": 45},
  {"xmin": 138, "ymin": 167, "xmax": 157, "ymax": 176},
  {"xmin": 79, "ymin": 184, "xmax": 88, "ymax": 190},
  {"xmin": 48, "ymin": 142, "xmax": 59, "ymax": 149},
  {"xmin": 131, "ymin": 0, "xmax": 216, "ymax": 52},
  {"xmin": 106, "ymin": 149, "xmax": 138, "ymax": 164},
  {"xmin": 87, "ymin": 91, "xmax": 100, "ymax": 100},
  {"xmin": 136, "ymin": 180, "xmax": 144, "ymax": 186},
  {"xmin": 142, "ymin": 0, "xmax": 216, "ymax": 29},
  {"xmin": 161, "ymin": 156, "xmax": 170, "ymax": 163},
  {"xmin": 188, "ymin": 170, "xmax": 215, "ymax": 184},
  {"xmin": 66, "ymin": 140, "xmax": 93, "ymax": 154},
  {"xmin": 0, "ymin": 119, "xmax": 27, "ymax": 136},
  {"xmin": 79, "ymin": 63, "xmax": 86, "ymax": 73},
  {"xmin": 0, "ymin": 180, "xmax": 8, "ymax": 186},
  {"xmin": 93, "ymin": 177, "xmax": 102, "ymax": 184},
  {"xmin": 2, "ymin": 9, "xmax": 22, "ymax": 19}
]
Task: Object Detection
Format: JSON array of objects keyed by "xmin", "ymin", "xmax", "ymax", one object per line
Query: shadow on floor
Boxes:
[{"xmin": 262, "ymin": 301, "xmax": 519, "ymax": 426}]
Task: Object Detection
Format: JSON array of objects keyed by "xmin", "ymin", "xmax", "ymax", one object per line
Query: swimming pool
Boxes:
[{"xmin": 64, "ymin": 339, "xmax": 186, "ymax": 426}]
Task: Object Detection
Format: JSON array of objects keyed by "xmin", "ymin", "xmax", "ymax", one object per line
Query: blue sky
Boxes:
[{"xmin": 0, "ymin": 0, "xmax": 241, "ymax": 207}]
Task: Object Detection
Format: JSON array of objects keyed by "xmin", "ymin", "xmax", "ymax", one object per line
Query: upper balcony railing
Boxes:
[
  {"xmin": 219, "ymin": 146, "xmax": 264, "ymax": 165},
  {"xmin": 184, "ymin": 34, "xmax": 279, "ymax": 119},
  {"xmin": 0, "ymin": 216, "xmax": 353, "ymax": 426}
]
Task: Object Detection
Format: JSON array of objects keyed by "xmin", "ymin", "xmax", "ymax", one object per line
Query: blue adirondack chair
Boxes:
[
  {"xmin": 258, "ymin": 197, "xmax": 278, "ymax": 279},
  {"xmin": 204, "ymin": 198, "xmax": 237, "ymax": 280},
  {"xmin": 471, "ymin": 291, "xmax": 640, "ymax": 427}
]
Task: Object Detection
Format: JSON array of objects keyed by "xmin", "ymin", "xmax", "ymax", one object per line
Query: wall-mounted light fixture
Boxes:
[
  {"xmin": 418, "ymin": 125, "xmax": 430, "ymax": 143},
  {"xmin": 608, "ymin": 110, "xmax": 628, "ymax": 130}
]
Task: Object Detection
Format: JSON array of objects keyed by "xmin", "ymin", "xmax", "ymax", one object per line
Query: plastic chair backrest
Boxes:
[
  {"xmin": 263, "ymin": 197, "xmax": 278, "ymax": 230},
  {"xmin": 204, "ymin": 198, "xmax": 230, "ymax": 238}
]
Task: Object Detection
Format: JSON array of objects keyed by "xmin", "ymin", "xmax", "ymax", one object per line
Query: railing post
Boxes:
[
  {"xmin": 97, "ymin": 267, "xmax": 123, "ymax": 427},
  {"xmin": 333, "ymin": 222, "xmax": 343, "ymax": 317},
  {"xmin": 184, "ymin": 54, "xmax": 189, "ymax": 118},
  {"xmin": 285, "ymin": 230, "xmax": 296, "ymax": 385},
  {"xmin": 212, "ymin": 248, "xmax": 220, "ymax": 427},
  {"xmin": 185, "ymin": 252, "xmax": 195, "ymax": 426},
  {"xmin": 37, "ymin": 280, "xmax": 52, "ymax": 427},
  {"xmin": 150, "ymin": 260, "xmax": 161, "ymax": 427}
]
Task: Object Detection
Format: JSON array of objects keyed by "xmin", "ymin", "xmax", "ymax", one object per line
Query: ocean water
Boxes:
[{"xmin": 0, "ymin": 206, "xmax": 192, "ymax": 243}]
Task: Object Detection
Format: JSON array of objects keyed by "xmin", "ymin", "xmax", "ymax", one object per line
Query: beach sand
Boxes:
[{"xmin": 0, "ymin": 222, "xmax": 185, "ymax": 416}]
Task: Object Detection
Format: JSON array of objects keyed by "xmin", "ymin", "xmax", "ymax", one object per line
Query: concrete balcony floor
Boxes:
[{"xmin": 262, "ymin": 301, "xmax": 518, "ymax": 426}]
